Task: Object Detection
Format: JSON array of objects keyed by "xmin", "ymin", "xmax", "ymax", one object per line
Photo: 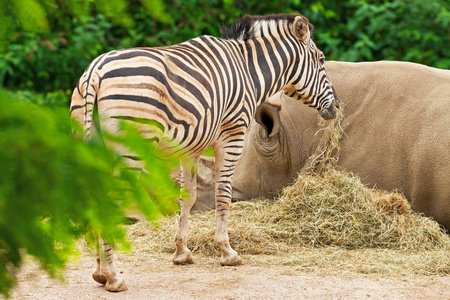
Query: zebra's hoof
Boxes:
[
  {"xmin": 92, "ymin": 273, "xmax": 107, "ymax": 285},
  {"xmin": 105, "ymin": 278, "xmax": 128, "ymax": 292},
  {"xmin": 220, "ymin": 253, "xmax": 242, "ymax": 266},
  {"xmin": 173, "ymin": 251, "xmax": 194, "ymax": 265}
]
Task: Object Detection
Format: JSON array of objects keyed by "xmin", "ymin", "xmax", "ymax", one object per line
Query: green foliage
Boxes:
[
  {"xmin": 202, "ymin": 147, "xmax": 215, "ymax": 157},
  {"xmin": 305, "ymin": 0, "xmax": 450, "ymax": 69},
  {"xmin": 0, "ymin": 0, "xmax": 49, "ymax": 53},
  {"xmin": 13, "ymin": 89, "xmax": 71, "ymax": 107},
  {"xmin": 0, "ymin": 15, "xmax": 112, "ymax": 92},
  {"xmin": 0, "ymin": 90, "xmax": 180, "ymax": 297},
  {"xmin": 1, "ymin": 0, "xmax": 449, "ymax": 97},
  {"xmin": 0, "ymin": 0, "xmax": 173, "ymax": 92}
]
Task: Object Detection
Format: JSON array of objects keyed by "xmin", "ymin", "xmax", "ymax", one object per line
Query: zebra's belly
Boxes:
[{"xmin": 155, "ymin": 121, "xmax": 220, "ymax": 159}]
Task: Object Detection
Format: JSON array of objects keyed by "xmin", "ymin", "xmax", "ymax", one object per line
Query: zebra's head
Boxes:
[
  {"xmin": 221, "ymin": 13, "xmax": 338, "ymax": 119},
  {"xmin": 284, "ymin": 15, "xmax": 337, "ymax": 120}
]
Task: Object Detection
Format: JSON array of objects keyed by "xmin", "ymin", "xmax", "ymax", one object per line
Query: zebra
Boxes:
[{"xmin": 70, "ymin": 13, "xmax": 337, "ymax": 292}]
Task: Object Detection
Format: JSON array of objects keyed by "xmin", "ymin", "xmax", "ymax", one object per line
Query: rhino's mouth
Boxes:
[
  {"xmin": 231, "ymin": 188, "xmax": 245, "ymax": 202},
  {"xmin": 232, "ymin": 184, "xmax": 262, "ymax": 202}
]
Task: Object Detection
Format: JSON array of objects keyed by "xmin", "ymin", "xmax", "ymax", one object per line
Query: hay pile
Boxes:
[
  {"xmin": 128, "ymin": 169, "xmax": 449, "ymax": 258},
  {"xmin": 126, "ymin": 104, "xmax": 449, "ymax": 275},
  {"xmin": 273, "ymin": 170, "xmax": 447, "ymax": 249},
  {"xmin": 125, "ymin": 105, "xmax": 450, "ymax": 274}
]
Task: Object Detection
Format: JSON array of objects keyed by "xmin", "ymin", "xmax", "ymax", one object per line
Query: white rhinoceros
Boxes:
[{"xmin": 192, "ymin": 61, "xmax": 450, "ymax": 231}]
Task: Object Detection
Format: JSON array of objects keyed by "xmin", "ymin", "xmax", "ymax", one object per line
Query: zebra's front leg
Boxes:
[
  {"xmin": 94, "ymin": 235, "xmax": 128, "ymax": 292},
  {"xmin": 173, "ymin": 157, "xmax": 200, "ymax": 265},
  {"xmin": 213, "ymin": 138, "xmax": 243, "ymax": 266}
]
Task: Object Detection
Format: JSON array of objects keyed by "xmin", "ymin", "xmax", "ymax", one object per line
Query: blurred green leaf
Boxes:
[{"xmin": 0, "ymin": 90, "xmax": 180, "ymax": 297}]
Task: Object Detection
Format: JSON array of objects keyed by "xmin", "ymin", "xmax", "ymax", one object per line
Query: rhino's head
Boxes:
[
  {"xmin": 192, "ymin": 93, "xmax": 333, "ymax": 210},
  {"xmin": 232, "ymin": 93, "xmax": 325, "ymax": 201}
]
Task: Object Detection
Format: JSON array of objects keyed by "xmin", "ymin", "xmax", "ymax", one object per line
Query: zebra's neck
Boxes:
[{"xmin": 238, "ymin": 37, "xmax": 296, "ymax": 107}]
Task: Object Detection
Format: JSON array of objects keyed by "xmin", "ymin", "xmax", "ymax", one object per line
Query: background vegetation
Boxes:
[
  {"xmin": 1, "ymin": 0, "xmax": 449, "ymax": 297},
  {"xmin": 1, "ymin": 0, "xmax": 449, "ymax": 103}
]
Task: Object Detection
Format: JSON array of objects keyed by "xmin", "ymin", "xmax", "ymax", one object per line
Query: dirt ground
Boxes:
[{"xmin": 8, "ymin": 250, "xmax": 450, "ymax": 300}]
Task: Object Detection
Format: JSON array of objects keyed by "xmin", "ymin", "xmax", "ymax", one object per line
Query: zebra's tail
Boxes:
[{"xmin": 70, "ymin": 70, "xmax": 98, "ymax": 141}]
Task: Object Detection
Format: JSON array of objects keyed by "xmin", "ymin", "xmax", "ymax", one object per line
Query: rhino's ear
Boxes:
[{"xmin": 255, "ymin": 102, "xmax": 281, "ymax": 138}]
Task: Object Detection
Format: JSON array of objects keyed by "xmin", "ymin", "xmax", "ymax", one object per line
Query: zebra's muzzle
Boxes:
[{"xmin": 320, "ymin": 103, "xmax": 337, "ymax": 120}]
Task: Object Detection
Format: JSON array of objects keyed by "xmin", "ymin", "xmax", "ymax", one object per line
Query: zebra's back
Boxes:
[{"xmin": 71, "ymin": 35, "xmax": 252, "ymax": 158}]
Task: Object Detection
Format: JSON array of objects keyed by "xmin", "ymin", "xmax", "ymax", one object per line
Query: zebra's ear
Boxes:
[
  {"xmin": 293, "ymin": 16, "xmax": 310, "ymax": 43},
  {"xmin": 255, "ymin": 102, "xmax": 281, "ymax": 138}
]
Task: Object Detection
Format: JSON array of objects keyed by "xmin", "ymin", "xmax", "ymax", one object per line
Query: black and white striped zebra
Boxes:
[{"xmin": 71, "ymin": 13, "xmax": 337, "ymax": 292}]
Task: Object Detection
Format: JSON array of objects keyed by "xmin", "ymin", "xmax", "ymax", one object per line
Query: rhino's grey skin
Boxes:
[{"xmin": 194, "ymin": 61, "xmax": 450, "ymax": 231}]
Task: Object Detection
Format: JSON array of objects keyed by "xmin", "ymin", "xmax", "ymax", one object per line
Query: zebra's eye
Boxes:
[{"xmin": 319, "ymin": 57, "xmax": 325, "ymax": 64}]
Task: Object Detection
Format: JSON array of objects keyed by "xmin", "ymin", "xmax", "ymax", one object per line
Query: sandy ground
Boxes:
[{"xmin": 8, "ymin": 250, "xmax": 450, "ymax": 300}]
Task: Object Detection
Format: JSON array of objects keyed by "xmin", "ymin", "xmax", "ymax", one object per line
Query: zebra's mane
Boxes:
[{"xmin": 220, "ymin": 13, "xmax": 313, "ymax": 41}]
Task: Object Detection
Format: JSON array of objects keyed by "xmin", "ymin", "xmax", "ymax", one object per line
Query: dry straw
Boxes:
[
  {"xmin": 127, "ymin": 105, "xmax": 449, "ymax": 275},
  {"xmin": 306, "ymin": 102, "xmax": 345, "ymax": 174},
  {"xmin": 129, "ymin": 169, "xmax": 449, "ymax": 251}
]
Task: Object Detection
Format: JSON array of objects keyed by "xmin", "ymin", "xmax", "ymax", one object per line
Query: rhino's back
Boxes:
[{"xmin": 327, "ymin": 61, "xmax": 450, "ymax": 229}]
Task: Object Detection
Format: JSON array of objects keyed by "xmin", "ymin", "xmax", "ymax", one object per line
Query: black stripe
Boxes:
[
  {"xmin": 70, "ymin": 105, "xmax": 84, "ymax": 112},
  {"xmin": 224, "ymin": 152, "xmax": 241, "ymax": 156},
  {"xmin": 100, "ymin": 66, "xmax": 202, "ymax": 122},
  {"xmin": 75, "ymin": 80, "xmax": 81, "ymax": 97},
  {"xmin": 188, "ymin": 37, "xmax": 228, "ymax": 141},
  {"xmin": 164, "ymin": 48, "xmax": 214, "ymax": 95},
  {"xmin": 99, "ymin": 94, "xmax": 190, "ymax": 141},
  {"xmin": 225, "ymin": 158, "xmax": 240, "ymax": 163},
  {"xmin": 218, "ymin": 124, "xmax": 246, "ymax": 140},
  {"xmin": 260, "ymin": 33, "xmax": 280, "ymax": 98},
  {"xmin": 255, "ymin": 39, "xmax": 272, "ymax": 101},
  {"xmin": 122, "ymin": 155, "xmax": 141, "ymax": 161},
  {"xmin": 99, "ymin": 49, "xmax": 211, "ymax": 113},
  {"xmin": 97, "ymin": 49, "xmax": 138, "ymax": 70},
  {"xmin": 82, "ymin": 53, "xmax": 106, "ymax": 124}
]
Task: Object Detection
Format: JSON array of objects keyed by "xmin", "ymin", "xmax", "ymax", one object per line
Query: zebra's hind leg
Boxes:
[
  {"xmin": 173, "ymin": 157, "xmax": 200, "ymax": 265},
  {"xmin": 213, "ymin": 137, "xmax": 243, "ymax": 266},
  {"xmin": 92, "ymin": 258, "xmax": 107, "ymax": 285},
  {"xmin": 94, "ymin": 235, "xmax": 128, "ymax": 292}
]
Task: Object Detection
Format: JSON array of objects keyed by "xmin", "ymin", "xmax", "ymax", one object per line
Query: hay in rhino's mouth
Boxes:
[{"xmin": 307, "ymin": 104, "xmax": 345, "ymax": 174}]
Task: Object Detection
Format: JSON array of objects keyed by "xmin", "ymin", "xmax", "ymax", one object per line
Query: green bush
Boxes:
[
  {"xmin": 0, "ymin": 15, "xmax": 112, "ymax": 93},
  {"xmin": 0, "ymin": 90, "xmax": 180, "ymax": 297},
  {"xmin": 2, "ymin": 0, "xmax": 449, "ymax": 98},
  {"xmin": 305, "ymin": 0, "xmax": 450, "ymax": 69}
]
